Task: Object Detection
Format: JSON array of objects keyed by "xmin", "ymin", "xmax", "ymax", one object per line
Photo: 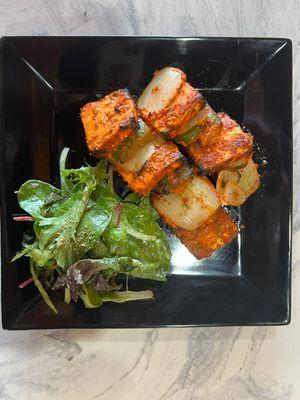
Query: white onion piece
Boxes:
[
  {"xmin": 227, "ymin": 155, "xmax": 250, "ymax": 170},
  {"xmin": 216, "ymin": 170, "xmax": 239, "ymax": 200},
  {"xmin": 121, "ymin": 141, "xmax": 156, "ymax": 172},
  {"xmin": 222, "ymin": 181, "xmax": 246, "ymax": 206},
  {"xmin": 216, "ymin": 159, "xmax": 260, "ymax": 205},
  {"xmin": 137, "ymin": 67, "xmax": 184, "ymax": 113},
  {"xmin": 153, "ymin": 175, "xmax": 220, "ymax": 231},
  {"xmin": 238, "ymin": 159, "xmax": 260, "ymax": 197}
]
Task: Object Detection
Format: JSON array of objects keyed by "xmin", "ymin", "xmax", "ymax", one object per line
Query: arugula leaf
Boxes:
[
  {"xmin": 63, "ymin": 158, "xmax": 109, "ymax": 188},
  {"xmin": 36, "ymin": 187, "xmax": 91, "ymax": 264},
  {"xmin": 30, "ymin": 260, "xmax": 58, "ymax": 314},
  {"xmin": 36, "ymin": 189, "xmax": 111, "ymax": 269},
  {"xmin": 100, "ymin": 290, "xmax": 154, "ymax": 303},
  {"xmin": 63, "ymin": 159, "xmax": 119, "ymax": 202},
  {"xmin": 12, "ymin": 242, "xmax": 37, "ymax": 262},
  {"xmin": 79, "ymin": 284, "xmax": 153, "ymax": 308},
  {"xmin": 60, "ymin": 147, "xmax": 73, "ymax": 196}
]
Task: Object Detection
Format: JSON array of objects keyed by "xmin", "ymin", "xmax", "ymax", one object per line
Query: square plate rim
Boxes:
[{"xmin": 0, "ymin": 36, "xmax": 293, "ymax": 330}]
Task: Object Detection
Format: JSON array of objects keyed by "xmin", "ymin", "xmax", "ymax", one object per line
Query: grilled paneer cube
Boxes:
[
  {"xmin": 114, "ymin": 141, "xmax": 183, "ymax": 196},
  {"xmin": 81, "ymin": 89, "xmax": 139, "ymax": 156},
  {"xmin": 81, "ymin": 91, "xmax": 183, "ymax": 196},
  {"xmin": 138, "ymin": 67, "xmax": 204, "ymax": 139},
  {"xmin": 151, "ymin": 175, "xmax": 221, "ymax": 231},
  {"xmin": 175, "ymin": 103, "xmax": 222, "ymax": 147},
  {"xmin": 216, "ymin": 158, "xmax": 260, "ymax": 206},
  {"xmin": 175, "ymin": 207, "xmax": 238, "ymax": 259},
  {"xmin": 106, "ymin": 119, "xmax": 184, "ymax": 195},
  {"xmin": 188, "ymin": 113, "xmax": 253, "ymax": 174}
]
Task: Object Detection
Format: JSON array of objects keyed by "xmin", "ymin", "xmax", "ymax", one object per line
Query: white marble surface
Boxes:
[{"xmin": 0, "ymin": 0, "xmax": 299, "ymax": 399}]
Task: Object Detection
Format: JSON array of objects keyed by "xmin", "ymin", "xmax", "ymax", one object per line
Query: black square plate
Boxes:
[{"xmin": 0, "ymin": 37, "xmax": 292, "ymax": 329}]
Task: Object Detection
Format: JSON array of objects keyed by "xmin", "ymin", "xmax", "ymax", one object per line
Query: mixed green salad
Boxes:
[{"xmin": 12, "ymin": 148, "xmax": 171, "ymax": 313}]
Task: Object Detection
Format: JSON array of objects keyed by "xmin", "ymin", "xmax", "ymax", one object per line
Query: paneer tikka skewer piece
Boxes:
[{"xmin": 81, "ymin": 88, "xmax": 238, "ymax": 259}]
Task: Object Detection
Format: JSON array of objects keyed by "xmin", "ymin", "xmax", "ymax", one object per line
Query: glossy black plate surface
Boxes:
[{"xmin": 0, "ymin": 37, "xmax": 292, "ymax": 329}]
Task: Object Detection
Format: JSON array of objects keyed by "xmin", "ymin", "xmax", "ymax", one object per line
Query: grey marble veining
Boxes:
[{"xmin": 0, "ymin": 0, "xmax": 299, "ymax": 399}]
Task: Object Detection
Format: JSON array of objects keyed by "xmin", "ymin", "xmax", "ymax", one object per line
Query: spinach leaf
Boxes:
[
  {"xmin": 102, "ymin": 203, "xmax": 171, "ymax": 281},
  {"xmin": 36, "ymin": 187, "xmax": 92, "ymax": 263},
  {"xmin": 123, "ymin": 203, "xmax": 170, "ymax": 275},
  {"xmin": 102, "ymin": 227, "xmax": 128, "ymax": 255},
  {"xmin": 138, "ymin": 197, "xmax": 160, "ymax": 220},
  {"xmin": 123, "ymin": 192, "xmax": 141, "ymax": 204},
  {"xmin": 17, "ymin": 180, "xmax": 61, "ymax": 218}
]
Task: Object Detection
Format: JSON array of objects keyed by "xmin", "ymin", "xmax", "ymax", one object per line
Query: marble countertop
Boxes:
[{"xmin": 0, "ymin": 1, "xmax": 299, "ymax": 399}]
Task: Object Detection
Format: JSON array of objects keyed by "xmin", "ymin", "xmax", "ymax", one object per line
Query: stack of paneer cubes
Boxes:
[{"xmin": 81, "ymin": 67, "xmax": 260, "ymax": 259}]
